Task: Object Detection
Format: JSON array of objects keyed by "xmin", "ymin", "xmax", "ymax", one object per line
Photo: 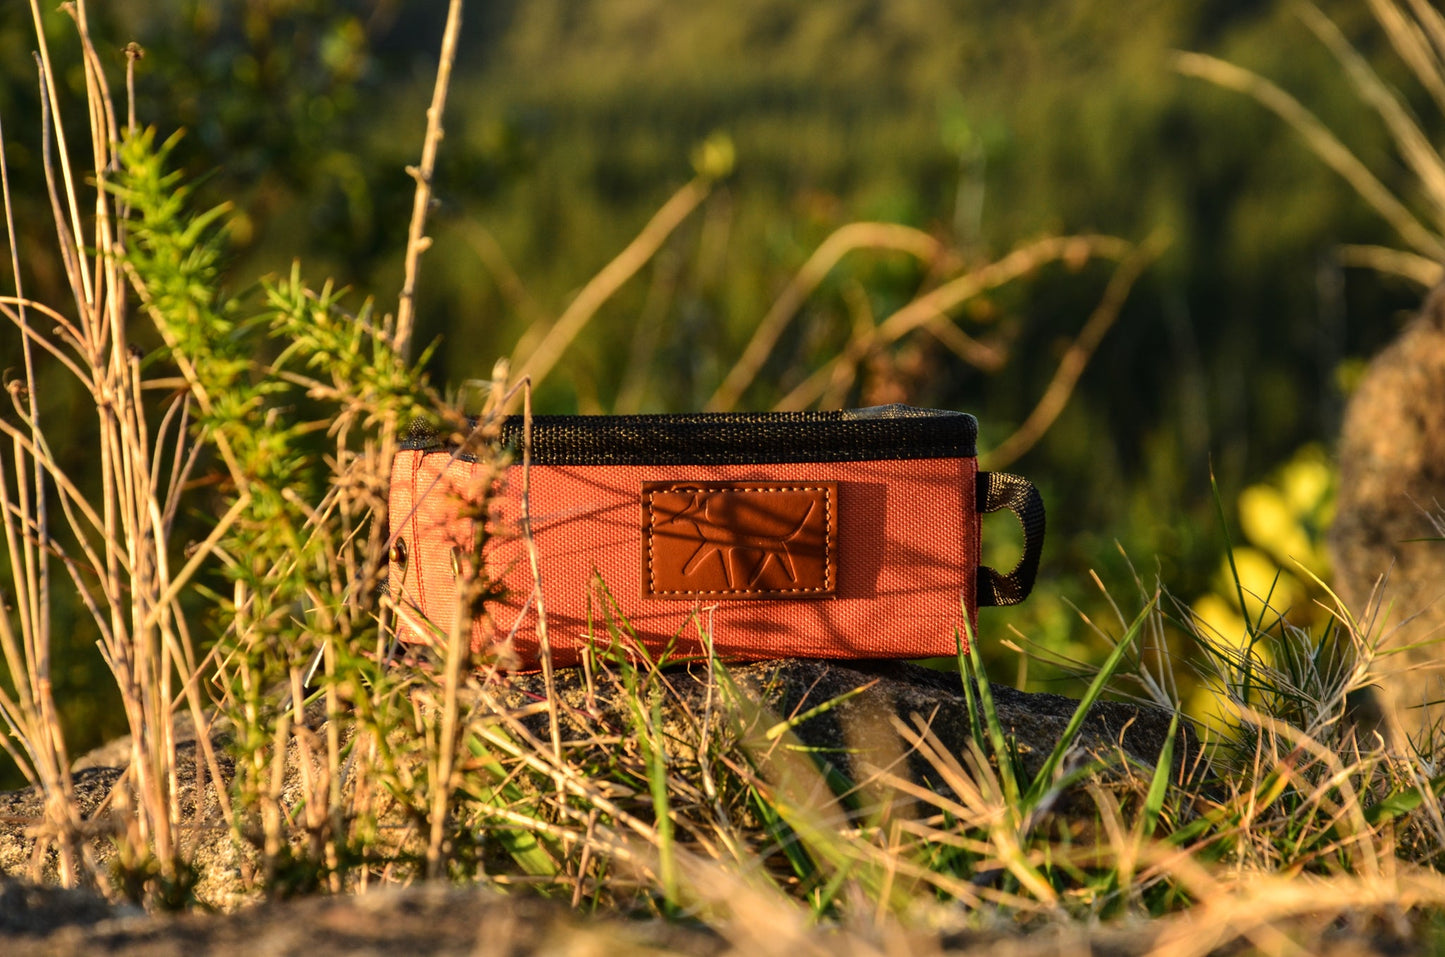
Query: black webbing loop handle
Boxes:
[{"xmin": 976, "ymin": 471, "xmax": 1046, "ymax": 607}]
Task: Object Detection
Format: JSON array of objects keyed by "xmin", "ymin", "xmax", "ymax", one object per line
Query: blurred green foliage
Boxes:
[{"xmin": 0, "ymin": 0, "xmax": 1436, "ymax": 762}]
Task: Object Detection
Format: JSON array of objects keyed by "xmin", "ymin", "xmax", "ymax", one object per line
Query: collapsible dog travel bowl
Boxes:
[{"xmin": 387, "ymin": 406, "xmax": 1044, "ymax": 667}]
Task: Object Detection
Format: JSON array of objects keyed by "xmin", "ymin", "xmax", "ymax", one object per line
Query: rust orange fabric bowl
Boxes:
[{"xmin": 386, "ymin": 407, "xmax": 1043, "ymax": 668}]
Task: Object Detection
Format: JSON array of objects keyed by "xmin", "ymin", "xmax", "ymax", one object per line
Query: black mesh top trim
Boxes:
[{"xmin": 400, "ymin": 408, "xmax": 977, "ymax": 465}]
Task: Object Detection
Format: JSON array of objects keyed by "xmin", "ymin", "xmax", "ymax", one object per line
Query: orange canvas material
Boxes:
[{"xmin": 385, "ymin": 408, "xmax": 1042, "ymax": 668}]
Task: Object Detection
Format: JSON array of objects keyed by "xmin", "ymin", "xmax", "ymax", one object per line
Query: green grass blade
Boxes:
[
  {"xmin": 640, "ymin": 692, "xmax": 679, "ymax": 907},
  {"xmin": 763, "ymin": 679, "xmax": 879, "ymax": 741},
  {"xmin": 1365, "ymin": 772, "xmax": 1445, "ymax": 826},
  {"xmin": 749, "ymin": 785, "xmax": 818, "ymax": 885},
  {"xmin": 956, "ymin": 627, "xmax": 987, "ymax": 755},
  {"xmin": 1209, "ymin": 465, "xmax": 1255, "ymax": 707},
  {"xmin": 809, "ymin": 859, "xmax": 856, "ymax": 919},
  {"xmin": 1023, "ymin": 594, "xmax": 1157, "ymax": 807},
  {"xmin": 1142, "ymin": 711, "xmax": 1179, "ymax": 838},
  {"xmin": 461, "ymin": 733, "xmax": 559, "ymax": 877},
  {"xmin": 965, "ymin": 620, "xmax": 1021, "ymax": 809}
]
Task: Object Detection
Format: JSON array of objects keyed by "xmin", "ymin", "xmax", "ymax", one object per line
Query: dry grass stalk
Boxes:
[
  {"xmin": 1336, "ymin": 242, "xmax": 1444, "ymax": 285},
  {"xmin": 3, "ymin": 0, "xmax": 446, "ymax": 898},
  {"xmin": 393, "ymin": 0, "xmax": 465, "ymax": 360},
  {"xmin": 1176, "ymin": 0, "xmax": 1445, "ymax": 287},
  {"xmin": 0, "ymin": 91, "xmax": 79, "ymax": 890},
  {"xmin": 773, "ymin": 234, "xmax": 1132, "ymax": 411},
  {"xmin": 0, "ymin": 0, "xmax": 229, "ymax": 884},
  {"xmin": 706, "ymin": 222, "xmax": 953, "ymax": 412},
  {"xmin": 983, "ymin": 231, "xmax": 1167, "ymax": 469},
  {"xmin": 1174, "ymin": 48, "xmax": 1445, "ymax": 265},
  {"xmin": 510, "ymin": 177, "xmax": 713, "ymax": 394}
]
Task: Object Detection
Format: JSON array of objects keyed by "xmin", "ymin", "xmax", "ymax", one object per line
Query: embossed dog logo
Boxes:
[
  {"xmin": 642, "ymin": 482, "xmax": 837, "ymax": 598},
  {"xmin": 670, "ymin": 490, "xmax": 817, "ymax": 586}
]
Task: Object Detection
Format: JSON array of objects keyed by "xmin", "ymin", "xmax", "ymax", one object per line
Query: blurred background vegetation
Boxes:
[{"xmin": 0, "ymin": 0, "xmax": 1433, "ymax": 762}]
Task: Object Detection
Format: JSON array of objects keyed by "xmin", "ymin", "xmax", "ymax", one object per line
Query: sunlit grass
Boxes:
[{"xmin": 3, "ymin": 2, "xmax": 1445, "ymax": 953}]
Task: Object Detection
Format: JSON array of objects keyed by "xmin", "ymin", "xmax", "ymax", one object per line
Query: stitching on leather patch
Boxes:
[{"xmin": 641, "ymin": 481, "xmax": 838, "ymax": 599}]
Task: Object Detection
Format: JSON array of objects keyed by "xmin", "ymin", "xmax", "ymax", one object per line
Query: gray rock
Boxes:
[
  {"xmin": 0, "ymin": 877, "xmax": 1429, "ymax": 956},
  {"xmin": 1331, "ymin": 285, "xmax": 1445, "ymax": 745},
  {"xmin": 0, "ymin": 876, "xmax": 133, "ymax": 937},
  {"xmin": 0, "ymin": 882, "xmax": 723, "ymax": 956},
  {"xmin": 496, "ymin": 658, "xmax": 1194, "ymax": 816},
  {"xmin": 0, "ymin": 658, "xmax": 1192, "ymax": 916},
  {"xmin": 1, "ymin": 768, "xmax": 125, "ymax": 881},
  {"xmin": 741, "ymin": 658, "xmax": 1189, "ymax": 783}
]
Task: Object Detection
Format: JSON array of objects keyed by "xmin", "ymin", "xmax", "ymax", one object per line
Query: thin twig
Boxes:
[
  {"xmin": 707, "ymin": 221, "xmax": 949, "ymax": 411},
  {"xmin": 1174, "ymin": 50, "xmax": 1445, "ymax": 262},
  {"xmin": 518, "ymin": 379, "xmax": 563, "ymax": 771},
  {"xmin": 984, "ymin": 232, "xmax": 1167, "ymax": 469},
  {"xmin": 774, "ymin": 234, "xmax": 1132, "ymax": 411},
  {"xmin": 393, "ymin": 0, "xmax": 464, "ymax": 359},
  {"xmin": 28, "ymin": 0, "xmax": 94, "ymax": 314},
  {"xmin": 1299, "ymin": 3, "xmax": 1445, "ymax": 230},
  {"xmin": 510, "ymin": 178, "xmax": 711, "ymax": 395},
  {"xmin": 1336, "ymin": 243, "xmax": 1444, "ymax": 285}
]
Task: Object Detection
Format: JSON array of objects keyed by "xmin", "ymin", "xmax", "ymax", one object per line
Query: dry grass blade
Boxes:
[
  {"xmin": 706, "ymin": 222, "xmax": 950, "ymax": 412},
  {"xmin": 774, "ymin": 234, "xmax": 1131, "ymax": 411},
  {"xmin": 3, "ymin": 0, "xmax": 200, "ymax": 885},
  {"xmin": 0, "ymin": 100, "xmax": 65, "ymax": 821},
  {"xmin": 984, "ymin": 231, "xmax": 1167, "ymax": 469},
  {"xmin": 1336, "ymin": 243, "xmax": 1444, "ymax": 284},
  {"xmin": 393, "ymin": 0, "xmax": 464, "ymax": 359},
  {"xmin": 516, "ymin": 380, "xmax": 564, "ymax": 773},
  {"xmin": 459, "ymin": 221, "xmax": 548, "ymax": 329},
  {"xmin": 1235, "ymin": 703, "xmax": 1382, "ymax": 879},
  {"xmin": 510, "ymin": 177, "xmax": 712, "ymax": 395},
  {"xmin": 1370, "ymin": 0, "xmax": 1445, "ymax": 118},
  {"xmin": 1298, "ymin": 3, "xmax": 1445, "ymax": 233},
  {"xmin": 1406, "ymin": 0, "xmax": 1445, "ymax": 73},
  {"xmin": 1173, "ymin": 49, "xmax": 1445, "ymax": 263},
  {"xmin": 1144, "ymin": 865, "xmax": 1445, "ymax": 957}
]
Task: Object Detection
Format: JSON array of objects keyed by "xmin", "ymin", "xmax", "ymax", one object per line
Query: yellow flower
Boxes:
[
  {"xmin": 1191, "ymin": 592, "xmax": 1249, "ymax": 650},
  {"xmin": 1239, "ymin": 485, "xmax": 1312, "ymax": 569},
  {"xmin": 1224, "ymin": 546, "xmax": 1304, "ymax": 622}
]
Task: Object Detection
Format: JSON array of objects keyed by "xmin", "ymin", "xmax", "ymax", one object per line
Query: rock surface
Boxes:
[
  {"xmin": 0, "ymin": 878, "xmax": 1432, "ymax": 956},
  {"xmin": 0, "ymin": 881, "xmax": 718, "ymax": 956},
  {"xmin": 1331, "ymin": 284, "xmax": 1445, "ymax": 743},
  {"xmin": 0, "ymin": 664, "xmax": 1427, "ymax": 954},
  {"xmin": 0, "ymin": 658, "xmax": 1193, "ymax": 944},
  {"xmin": 499, "ymin": 659, "xmax": 1193, "ymax": 800}
]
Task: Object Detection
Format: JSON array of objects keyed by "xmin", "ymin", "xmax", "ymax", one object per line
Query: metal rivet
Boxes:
[{"xmin": 389, "ymin": 538, "xmax": 408, "ymax": 567}]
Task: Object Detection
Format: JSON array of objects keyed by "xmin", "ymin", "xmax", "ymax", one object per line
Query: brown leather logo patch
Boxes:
[
  {"xmin": 641, "ymin": 481, "xmax": 838, "ymax": 599},
  {"xmin": 641, "ymin": 479, "xmax": 838, "ymax": 601}
]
